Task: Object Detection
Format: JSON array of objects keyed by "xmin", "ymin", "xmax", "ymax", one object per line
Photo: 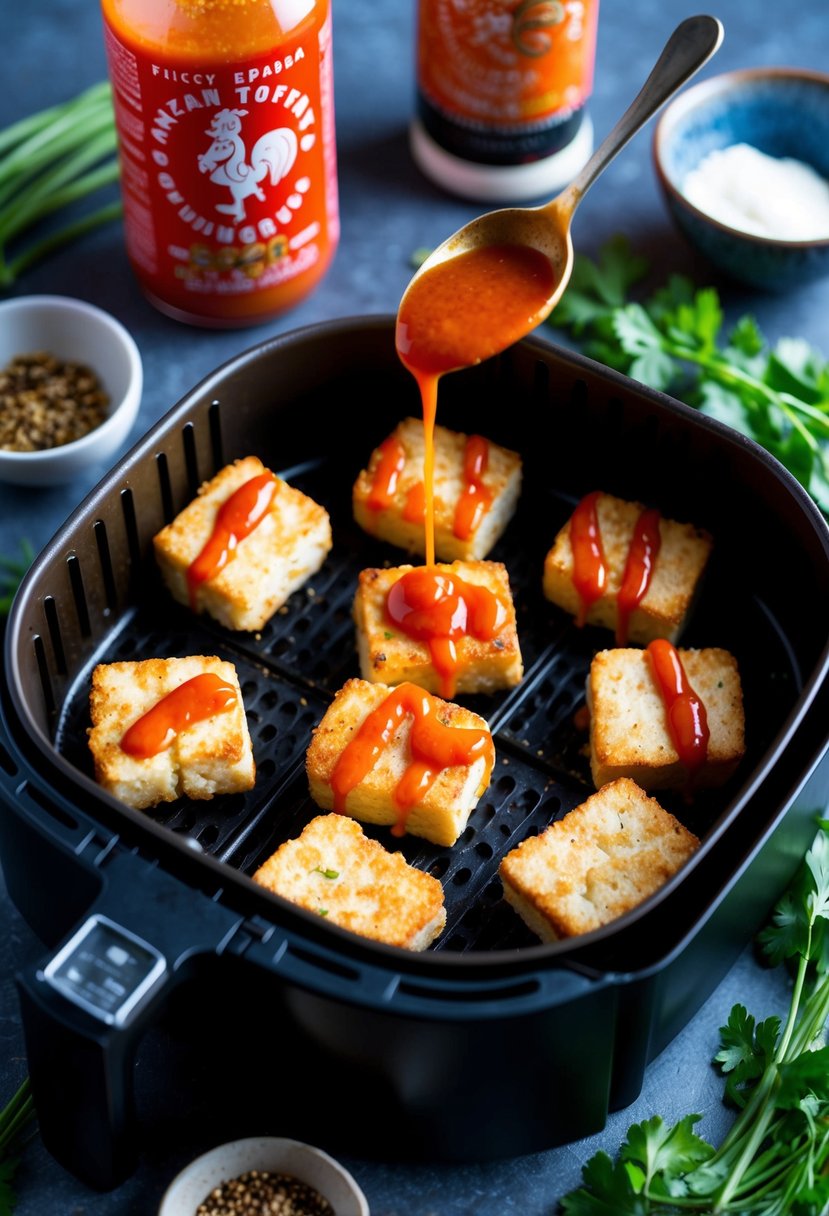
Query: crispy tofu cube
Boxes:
[
  {"xmin": 499, "ymin": 778, "xmax": 700, "ymax": 940},
  {"xmin": 252, "ymin": 813, "xmax": 447, "ymax": 950},
  {"xmin": 543, "ymin": 492, "xmax": 712, "ymax": 643},
  {"xmin": 587, "ymin": 646, "xmax": 745, "ymax": 791},
  {"xmin": 352, "ymin": 560, "xmax": 523, "ymax": 696},
  {"xmin": 87, "ymin": 656, "xmax": 255, "ymax": 811},
  {"xmin": 305, "ymin": 678, "xmax": 494, "ymax": 847},
  {"xmin": 353, "ymin": 417, "xmax": 522, "ymax": 561},
  {"xmin": 153, "ymin": 456, "xmax": 332, "ymax": 632}
]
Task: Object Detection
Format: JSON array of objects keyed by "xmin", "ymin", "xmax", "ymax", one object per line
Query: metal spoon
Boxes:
[{"xmin": 400, "ymin": 14, "xmax": 724, "ymax": 349}]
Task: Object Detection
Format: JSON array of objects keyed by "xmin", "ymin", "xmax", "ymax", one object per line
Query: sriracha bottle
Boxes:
[{"xmin": 100, "ymin": 0, "xmax": 339, "ymax": 327}]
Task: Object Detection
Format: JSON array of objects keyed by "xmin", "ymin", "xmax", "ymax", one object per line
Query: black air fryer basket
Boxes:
[{"xmin": 1, "ymin": 316, "xmax": 828, "ymax": 1191}]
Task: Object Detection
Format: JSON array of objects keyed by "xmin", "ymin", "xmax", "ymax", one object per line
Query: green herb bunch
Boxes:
[
  {"xmin": 0, "ymin": 81, "xmax": 122, "ymax": 287},
  {"xmin": 560, "ymin": 819, "xmax": 829, "ymax": 1215},
  {"xmin": 0, "ymin": 1077, "xmax": 35, "ymax": 1215},
  {"xmin": 547, "ymin": 235, "xmax": 829, "ymax": 517}
]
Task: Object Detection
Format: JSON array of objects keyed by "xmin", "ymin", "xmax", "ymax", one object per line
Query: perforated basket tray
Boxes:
[{"xmin": 2, "ymin": 315, "xmax": 828, "ymax": 1187}]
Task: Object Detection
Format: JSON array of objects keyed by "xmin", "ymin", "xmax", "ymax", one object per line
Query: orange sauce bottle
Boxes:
[
  {"xmin": 411, "ymin": 0, "xmax": 600, "ymax": 202},
  {"xmin": 100, "ymin": 0, "xmax": 339, "ymax": 327}
]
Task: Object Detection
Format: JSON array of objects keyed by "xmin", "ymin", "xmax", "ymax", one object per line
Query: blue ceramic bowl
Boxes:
[{"xmin": 653, "ymin": 68, "xmax": 829, "ymax": 290}]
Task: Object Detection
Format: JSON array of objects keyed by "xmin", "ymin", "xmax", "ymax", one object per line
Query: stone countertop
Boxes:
[{"xmin": 0, "ymin": 0, "xmax": 827, "ymax": 1212}]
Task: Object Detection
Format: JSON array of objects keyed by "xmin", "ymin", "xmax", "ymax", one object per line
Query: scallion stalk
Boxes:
[{"xmin": 0, "ymin": 80, "xmax": 122, "ymax": 286}]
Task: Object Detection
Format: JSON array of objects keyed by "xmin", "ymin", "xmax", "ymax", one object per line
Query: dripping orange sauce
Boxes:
[
  {"xmin": 365, "ymin": 438, "xmax": 425, "ymax": 524},
  {"xmin": 383, "ymin": 242, "xmax": 554, "ymax": 699},
  {"xmin": 368, "ymin": 433, "xmax": 492, "ymax": 538},
  {"xmin": 366, "ymin": 436, "xmax": 406, "ymax": 512},
  {"xmin": 397, "ymin": 242, "xmax": 557, "ymax": 566},
  {"xmin": 333, "ymin": 245, "xmax": 551, "ymax": 819},
  {"xmin": 646, "ymin": 638, "xmax": 710, "ymax": 793},
  {"xmin": 570, "ymin": 493, "xmax": 663, "ymax": 641},
  {"xmin": 570, "ymin": 490, "xmax": 607, "ymax": 627},
  {"xmin": 187, "ymin": 471, "xmax": 277, "ymax": 611},
  {"xmin": 616, "ymin": 507, "xmax": 662, "ymax": 645},
  {"xmin": 120, "ymin": 673, "xmax": 238, "ymax": 759},
  {"xmin": 403, "ymin": 480, "xmax": 426, "ymax": 524},
  {"xmin": 386, "ymin": 567, "xmax": 507, "ymax": 700},
  {"xmin": 330, "ymin": 682, "xmax": 494, "ymax": 837},
  {"xmin": 454, "ymin": 434, "xmax": 493, "ymax": 540}
]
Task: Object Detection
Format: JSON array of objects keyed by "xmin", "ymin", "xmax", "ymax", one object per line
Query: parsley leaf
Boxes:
[
  {"xmin": 553, "ymin": 233, "xmax": 649, "ymax": 334},
  {"xmin": 621, "ymin": 1115, "xmax": 714, "ymax": 1196},
  {"xmin": 547, "ymin": 236, "xmax": 829, "ymax": 517},
  {"xmin": 560, "ymin": 1149, "xmax": 648, "ymax": 1215},
  {"xmin": 557, "ymin": 819, "xmax": 829, "ymax": 1214},
  {"xmin": 714, "ymin": 1005, "xmax": 779, "ymax": 1108}
]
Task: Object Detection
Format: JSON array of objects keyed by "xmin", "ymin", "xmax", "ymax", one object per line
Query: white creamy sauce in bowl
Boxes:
[{"xmin": 682, "ymin": 142, "xmax": 829, "ymax": 240}]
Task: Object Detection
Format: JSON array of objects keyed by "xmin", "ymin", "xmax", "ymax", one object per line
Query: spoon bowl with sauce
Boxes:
[{"xmin": 397, "ymin": 14, "xmax": 724, "ymax": 383}]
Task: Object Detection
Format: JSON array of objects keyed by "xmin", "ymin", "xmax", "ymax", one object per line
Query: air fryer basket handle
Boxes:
[
  {"xmin": 16, "ymin": 971, "xmax": 147, "ymax": 1190},
  {"xmin": 14, "ymin": 848, "xmax": 241, "ymax": 1191}
]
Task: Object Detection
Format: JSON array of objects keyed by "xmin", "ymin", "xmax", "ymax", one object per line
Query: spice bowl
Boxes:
[
  {"xmin": 158, "ymin": 1136, "xmax": 370, "ymax": 1216},
  {"xmin": 652, "ymin": 67, "xmax": 829, "ymax": 290},
  {"xmin": 0, "ymin": 294, "xmax": 143, "ymax": 487}
]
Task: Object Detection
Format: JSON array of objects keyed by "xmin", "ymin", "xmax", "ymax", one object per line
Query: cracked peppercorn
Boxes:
[
  {"xmin": 195, "ymin": 1169, "xmax": 335, "ymax": 1216},
  {"xmin": 0, "ymin": 351, "xmax": 109, "ymax": 452}
]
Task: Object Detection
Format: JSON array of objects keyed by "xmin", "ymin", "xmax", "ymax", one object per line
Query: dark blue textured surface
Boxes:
[{"xmin": 1, "ymin": 1, "xmax": 828, "ymax": 1212}]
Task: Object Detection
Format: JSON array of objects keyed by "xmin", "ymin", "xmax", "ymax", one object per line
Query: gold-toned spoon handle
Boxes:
[{"xmin": 553, "ymin": 14, "xmax": 724, "ymax": 217}]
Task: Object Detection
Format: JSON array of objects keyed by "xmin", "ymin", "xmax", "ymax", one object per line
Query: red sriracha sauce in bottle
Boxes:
[{"xmin": 100, "ymin": 0, "xmax": 339, "ymax": 328}]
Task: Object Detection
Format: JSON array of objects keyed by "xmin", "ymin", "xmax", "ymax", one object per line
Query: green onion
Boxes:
[{"xmin": 0, "ymin": 80, "xmax": 122, "ymax": 287}]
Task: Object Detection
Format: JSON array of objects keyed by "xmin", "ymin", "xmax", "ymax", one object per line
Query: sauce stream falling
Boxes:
[
  {"xmin": 187, "ymin": 472, "xmax": 277, "ymax": 610},
  {"xmin": 330, "ymin": 682, "xmax": 494, "ymax": 837},
  {"xmin": 646, "ymin": 638, "xmax": 710, "ymax": 792},
  {"xmin": 616, "ymin": 507, "xmax": 662, "ymax": 645},
  {"xmin": 120, "ymin": 673, "xmax": 238, "ymax": 759},
  {"xmin": 386, "ymin": 567, "xmax": 507, "ymax": 699},
  {"xmin": 397, "ymin": 242, "xmax": 556, "ymax": 566}
]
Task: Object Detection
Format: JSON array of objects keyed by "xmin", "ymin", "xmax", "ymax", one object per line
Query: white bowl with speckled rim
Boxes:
[
  {"xmin": 158, "ymin": 1136, "xmax": 370, "ymax": 1216},
  {"xmin": 0, "ymin": 294, "xmax": 143, "ymax": 487}
]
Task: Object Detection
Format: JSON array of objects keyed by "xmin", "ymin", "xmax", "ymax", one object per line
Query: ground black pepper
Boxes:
[
  {"xmin": 0, "ymin": 351, "xmax": 109, "ymax": 451},
  {"xmin": 195, "ymin": 1169, "xmax": 335, "ymax": 1216}
]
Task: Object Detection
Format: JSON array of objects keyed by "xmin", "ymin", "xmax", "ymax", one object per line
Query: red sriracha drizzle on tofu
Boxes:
[
  {"xmin": 385, "ymin": 566, "xmax": 507, "ymax": 700},
  {"xmin": 646, "ymin": 638, "xmax": 710, "ymax": 792},
  {"xmin": 616, "ymin": 507, "xmax": 662, "ymax": 645},
  {"xmin": 570, "ymin": 492, "xmax": 663, "ymax": 640},
  {"xmin": 370, "ymin": 434, "xmax": 494, "ymax": 538},
  {"xmin": 186, "ymin": 471, "xmax": 277, "ymax": 611},
  {"xmin": 367, "ymin": 436, "xmax": 407, "ymax": 512},
  {"xmin": 330, "ymin": 681, "xmax": 493, "ymax": 837},
  {"xmin": 570, "ymin": 491, "xmax": 607, "ymax": 627},
  {"xmin": 120, "ymin": 673, "xmax": 238, "ymax": 758},
  {"xmin": 453, "ymin": 434, "xmax": 493, "ymax": 541}
]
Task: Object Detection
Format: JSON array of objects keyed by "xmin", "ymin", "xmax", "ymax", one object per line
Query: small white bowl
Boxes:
[
  {"xmin": 0, "ymin": 294, "xmax": 143, "ymax": 486},
  {"xmin": 158, "ymin": 1136, "xmax": 370, "ymax": 1216}
]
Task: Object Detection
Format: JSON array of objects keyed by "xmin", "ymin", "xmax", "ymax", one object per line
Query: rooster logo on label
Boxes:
[{"xmin": 198, "ymin": 108, "xmax": 298, "ymax": 223}]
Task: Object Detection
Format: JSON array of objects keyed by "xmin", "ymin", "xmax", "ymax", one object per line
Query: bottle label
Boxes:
[
  {"xmin": 417, "ymin": 0, "xmax": 599, "ymax": 165},
  {"xmin": 103, "ymin": 12, "xmax": 339, "ymax": 301}
]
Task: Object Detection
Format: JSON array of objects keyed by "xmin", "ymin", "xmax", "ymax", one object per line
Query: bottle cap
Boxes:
[{"xmin": 409, "ymin": 114, "xmax": 594, "ymax": 204}]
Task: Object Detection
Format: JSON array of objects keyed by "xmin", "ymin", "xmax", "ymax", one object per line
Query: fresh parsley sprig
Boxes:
[
  {"xmin": 560, "ymin": 820, "xmax": 829, "ymax": 1215},
  {"xmin": 548, "ymin": 235, "xmax": 829, "ymax": 516},
  {"xmin": 0, "ymin": 1076, "xmax": 37, "ymax": 1216}
]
